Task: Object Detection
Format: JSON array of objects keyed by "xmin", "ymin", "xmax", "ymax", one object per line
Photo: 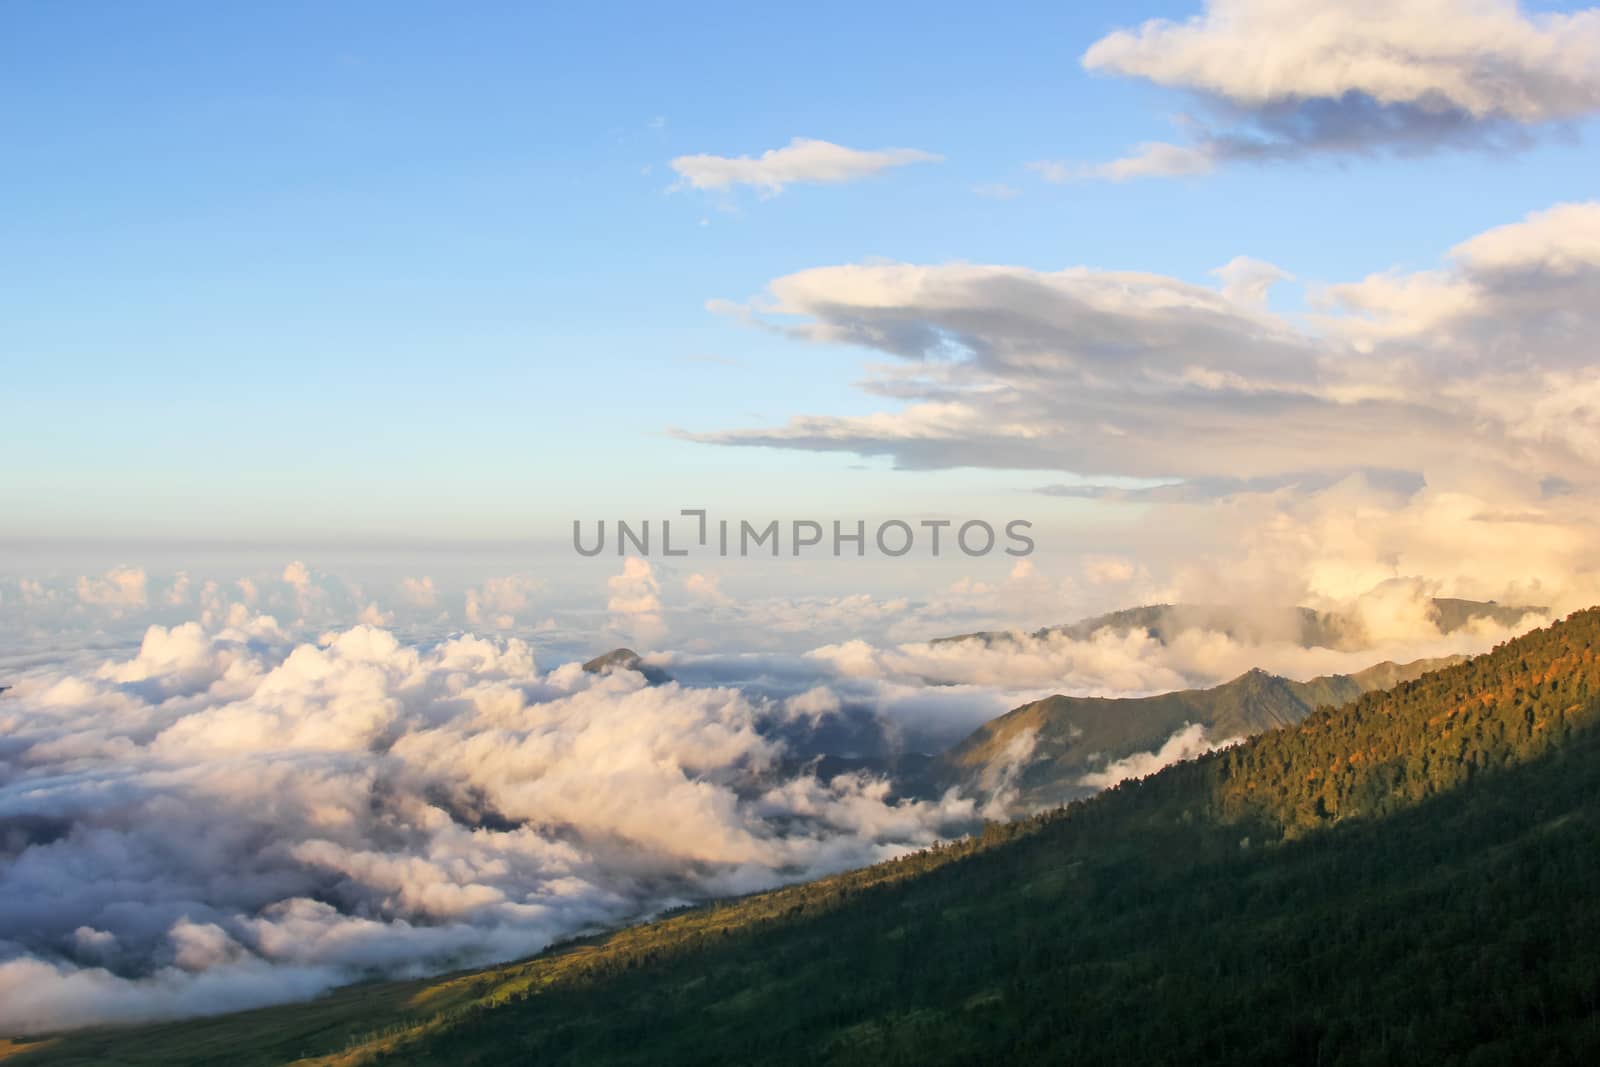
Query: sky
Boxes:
[
  {"xmin": 5, "ymin": 1, "xmax": 1597, "ymax": 545},
  {"xmin": 7, "ymin": 0, "xmax": 1600, "ymax": 1033}
]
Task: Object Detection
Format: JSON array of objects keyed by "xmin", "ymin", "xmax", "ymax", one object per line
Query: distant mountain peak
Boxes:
[
  {"xmin": 933, "ymin": 598, "xmax": 1545, "ymax": 651},
  {"xmin": 929, "ymin": 654, "xmax": 1461, "ymax": 814},
  {"xmin": 581, "ymin": 648, "xmax": 670, "ymax": 685}
]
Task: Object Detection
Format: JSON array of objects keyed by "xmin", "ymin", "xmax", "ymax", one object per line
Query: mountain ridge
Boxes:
[
  {"xmin": 930, "ymin": 656, "xmax": 1462, "ymax": 810},
  {"xmin": 932, "ymin": 597, "xmax": 1543, "ymax": 650}
]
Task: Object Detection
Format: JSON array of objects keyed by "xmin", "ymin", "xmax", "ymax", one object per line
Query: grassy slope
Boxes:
[{"xmin": 10, "ymin": 611, "xmax": 1600, "ymax": 1065}]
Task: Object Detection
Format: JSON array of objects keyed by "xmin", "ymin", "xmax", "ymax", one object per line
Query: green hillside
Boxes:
[
  {"xmin": 12, "ymin": 610, "xmax": 1600, "ymax": 1066},
  {"xmin": 935, "ymin": 657, "xmax": 1459, "ymax": 810}
]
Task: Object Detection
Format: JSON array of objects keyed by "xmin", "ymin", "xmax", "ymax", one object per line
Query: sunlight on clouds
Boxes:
[
  {"xmin": 608, "ymin": 557, "xmax": 665, "ymax": 645},
  {"xmin": 682, "ymin": 203, "xmax": 1600, "ymax": 621},
  {"xmin": 0, "ymin": 618, "xmax": 977, "ymax": 1033},
  {"xmin": 1079, "ymin": 0, "xmax": 1600, "ymax": 174},
  {"xmin": 76, "ymin": 566, "xmax": 147, "ymax": 608},
  {"xmin": 669, "ymin": 137, "xmax": 941, "ymax": 195},
  {"xmin": 1077, "ymin": 722, "xmax": 1243, "ymax": 789}
]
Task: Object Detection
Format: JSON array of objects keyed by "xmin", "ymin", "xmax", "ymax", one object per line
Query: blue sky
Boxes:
[{"xmin": 4, "ymin": 0, "xmax": 1600, "ymax": 546}]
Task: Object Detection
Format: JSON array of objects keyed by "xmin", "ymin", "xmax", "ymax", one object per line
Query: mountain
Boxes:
[
  {"xmin": 575, "ymin": 643, "xmax": 1461, "ymax": 814},
  {"xmin": 18, "ymin": 609, "xmax": 1600, "ymax": 1065},
  {"xmin": 580, "ymin": 647, "xmax": 671, "ymax": 685},
  {"xmin": 933, "ymin": 597, "xmax": 1543, "ymax": 650},
  {"xmin": 930, "ymin": 656, "xmax": 1461, "ymax": 811}
]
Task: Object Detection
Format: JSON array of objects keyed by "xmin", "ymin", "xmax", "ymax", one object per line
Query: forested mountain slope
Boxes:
[
  {"xmin": 14, "ymin": 610, "xmax": 1600, "ymax": 1067},
  {"xmin": 934, "ymin": 657, "xmax": 1458, "ymax": 810}
]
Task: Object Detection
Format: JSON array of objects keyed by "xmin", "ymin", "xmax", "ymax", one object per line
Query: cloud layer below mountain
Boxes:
[
  {"xmin": 0, "ymin": 574, "xmax": 1554, "ymax": 1033},
  {"xmin": 0, "ymin": 620, "xmax": 976, "ymax": 1033}
]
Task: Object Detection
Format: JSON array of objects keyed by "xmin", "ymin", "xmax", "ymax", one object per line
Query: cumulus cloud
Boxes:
[
  {"xmin": 163, "ymin": 572, "xmax": 192, "ymax": 607},
  {"xmin": 807, "ymin": 629, "xmax": 1158, "ymax": 694},
  {"xmin": 1324, "ymin": 201, "xmax": 1600, "ymax": 357},
  {"xmin": 809, "ymin": 581, "xmax": 1545, "ymax": 693},
  {"xmin": 1082, "ymin": 555, "xmax": 1141, "ymax": 585},
  {"xmin": 669, "ymin": 137, "xmax": 940, "ymax": 195},
  {"xmin": 281, "ymin": 561, "xmax": 311, "ymax": 594},
  {"xmin": 464, "ymin": 574, "xmax": 540, "ymax": 630},
  {"xmin": 0, "ymin": 620, "xmax": 978, "ymax": 1034},
  {"xmin": 280, "ymin": 561, "xmax": 328, "ymax": 620},
  {"xmin": 76, "ymin": 566, "xmax": 147, "ymax": 609},
  {"xmin": 399, "ymin": 576, "xmax": 438, "ymax": 608},
  {"xmin": 608, "ymin": 557, "xmax": 665, "ymax": 645},
  {"xmin": 1076, "ymin": 0, "xmax": 1600, "ymax": 175},
  {"xmin": 18, "ymin": 578, "xmax": 57, "ymax": 607},
  {"xmin": 1212, "ymin": 255, "xmax": 1293, "ymax": 308},
  {"xmin": 357, "ymin": 602, "xmax": 392, "ymax": 627},
  {"xmin": 684, "ymin": 572, "xmax": 734, "ymax": 607}
]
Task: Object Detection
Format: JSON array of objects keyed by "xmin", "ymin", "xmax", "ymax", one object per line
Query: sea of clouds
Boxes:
[
  {"xmin": 0, "ymin": 555, "xmax": 1553, "ymax": 1034},
  {"xmin": 0, "ymin": 613, "xmax": 986, "ymax": 1033}
]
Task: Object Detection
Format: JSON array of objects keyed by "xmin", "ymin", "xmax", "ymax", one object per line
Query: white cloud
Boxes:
[
  {"xmin": 608, "ymin": 557, "xmax": 664, "ymax": 645},
  {"xmin": 76, "ymin": 566, "xmax": 147, "ymax": 608},
  {"xmin": 1086, "ymin": 0, "xmax": 1600, "ymax": 122},
  {"xmin": 164, "ymin": 572, "xmax": 192, "ymax": 607},
  {"xmin": 357, "ymin": 602, "xmax": 392, "ymax": 627},
  {"xmin": 1077, "ymin": 0, "xmax": 1600, "ymax": 174},
  {"xmin": 1326, "ymin": 201, "xmax": 1600, "ymax": 353},
  {"xmin": 684, "ymin": 571, "xmax": 733, "ymax": 607},
  {"xmin": 1035, "ymin": 141, "xmax": 1215, "ymax": 182},
  {"xmin": 0, "ymin": 619, "xmax": 976, "ymax": 1033},
  {"xmin": 1452, "ymin": 200, "xmax": 1600, "ymax": 274},
  {"xmin": 19, "ymin": 578, "xmax": 56, "ymax": 607},
  {"xmin": 670, "ymin": 137, "xmax": 940, "ymax": 195},
  {"xmin": 465, "ymin": 574, "xmax": 539, "ymax": 629},
  {"xmin": 23, "ymin": 577, "xmax": 1529, "ymax": 1034},
  {"xmin": 783, "ymin": 685, "xmax": 842, "ymax": 725},
  {"xmin": 687, "ymin": 204, "xmax": 1600, "ymax": 513},
  {"xmin": 399, "ymin": 575, "xmax": 438, "ymax": 608},
  {"xmin": 282, "ymin": 561, "xmax": 312, "ymax": 594},
  {"xmin": 1077, "ymin": 722, "xmax": 1242, "ymax": 789},
  {"xmin": 280, "ymin": 561, "xmax": 327, "ymax": 619},
  {"xmin": 1082, "ymin": 555, "xmax": 1140, "ymax": 585},
  {"xmin": 974, "ymin": 726, "xmax": 1040, "ymax": 819},
  {"xmin": 1212, "ymin": 255, "xmax": 1293, "ymax": 308},
  {"xmin": 689, "ymin": 259, "xmax": 1387, "ymax": 480}
]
